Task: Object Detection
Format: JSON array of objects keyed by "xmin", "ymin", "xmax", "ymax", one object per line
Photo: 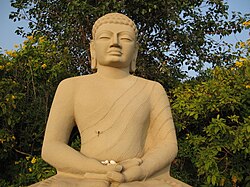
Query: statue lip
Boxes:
[{"xmin": 107, "ymin": 49, "xmax": 122, "ymax": 56}]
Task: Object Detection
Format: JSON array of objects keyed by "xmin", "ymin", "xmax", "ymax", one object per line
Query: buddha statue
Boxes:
[{"xmin": 30, "ymin": 13, "xmax": 191, "ymax": 187}]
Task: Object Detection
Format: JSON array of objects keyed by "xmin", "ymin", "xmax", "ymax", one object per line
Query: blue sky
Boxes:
[{"xmin": 0, "ymin": 0, "xmax": 249, "ymax": 51}]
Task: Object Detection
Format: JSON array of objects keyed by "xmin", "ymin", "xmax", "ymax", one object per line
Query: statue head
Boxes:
[{"xmin": 90, "ymin": 13, "xmax": 138, "ymax": 72}]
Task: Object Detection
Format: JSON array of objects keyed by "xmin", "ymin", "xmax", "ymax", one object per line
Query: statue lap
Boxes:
[
  {"xmin": 29, "ymin": 168, "xmax": 187, "ymax": 187},
  {"xmin": 29, "ymin": 175, "xmax": 175, "ymax": 187},
  {"xmin": 29, "ymin": 174, "xmax": 110, "ymax": 187}
]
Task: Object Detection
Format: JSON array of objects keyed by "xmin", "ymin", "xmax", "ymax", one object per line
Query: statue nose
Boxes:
[{"xmin": 110, "ymin": 35, "xmax": 121, "ymax": 48}]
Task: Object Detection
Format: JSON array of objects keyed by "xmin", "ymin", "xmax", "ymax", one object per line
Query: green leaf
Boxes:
[
  {"xmin": 212, "ymin": 175, "xmax": 216, "ymax": 185},
  {"xmin": 7, "ymin": 118, "xmax": 11, "ymax": 126}
]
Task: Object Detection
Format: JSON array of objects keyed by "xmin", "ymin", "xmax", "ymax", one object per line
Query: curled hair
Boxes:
[{"xmin": 92, "ymin": 13, "xmax": 138, "ymax": 39}]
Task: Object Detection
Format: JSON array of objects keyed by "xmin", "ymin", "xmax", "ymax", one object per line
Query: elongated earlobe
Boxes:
[
  {"xmin": 130, "ymin": 43, "xmax": 139, "ymax": 73},
  {"xmin": 90, "ymin": 41, "xmax": 97, "ymax": 70},
  {"xmin": 130, "ymin": 59, "xmax": 136, "ymax": 73}
]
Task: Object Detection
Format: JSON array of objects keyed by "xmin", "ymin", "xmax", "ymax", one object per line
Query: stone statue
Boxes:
[{"xmin": 30, "ymin": 13, "xmax": 191, "ymax": 187}]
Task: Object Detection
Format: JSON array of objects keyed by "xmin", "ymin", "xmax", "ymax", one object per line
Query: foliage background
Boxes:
[{"xmin": 0, "ymin": 0, "xmax": 249, "ymax": 186}]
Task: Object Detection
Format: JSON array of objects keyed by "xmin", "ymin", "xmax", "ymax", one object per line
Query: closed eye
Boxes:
[
  {"xmin": 120, "ymin": 37, "xmax": 132, "ymax": 41},
  {"xmin": 99, "ymin": 36, "xmax": 111, "ymax": 40}
]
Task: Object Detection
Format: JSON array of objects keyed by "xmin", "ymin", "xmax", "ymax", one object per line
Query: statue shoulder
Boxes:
[
  {"xmin": 135, "ymin": 76, "xmax": 165, "ymax": 92},
  {"xmin": 58, "ymin": 74, "xmax": 94, "ymax": 87}
]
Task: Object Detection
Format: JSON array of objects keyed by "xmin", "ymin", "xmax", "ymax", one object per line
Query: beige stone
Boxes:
[{"xmin": 30, "ymin": 13, "xmax": 191, "ymax": 187}]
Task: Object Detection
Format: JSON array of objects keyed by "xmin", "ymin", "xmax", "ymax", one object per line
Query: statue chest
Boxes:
[
  {"xmin": 73, "ymin": 80, "xmax": 152, "ymax": 137},
  {"xmin": 71, "ymin": 77, "xmax": 154, "ymax": 160},
  {"xmin": 73, "ymin": 83, "xmax": 133, "ymax": 115},
  {"xmin": 74, "ymin": 86, "xmax": 151, "ymax": 161}
]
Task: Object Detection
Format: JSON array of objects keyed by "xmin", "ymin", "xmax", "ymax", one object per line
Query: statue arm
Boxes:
[
  {"xmin": 140, "ymin": 135, "xmax": 177, "ymax": 177},
  {"xmin": 123, "ymin": 82, "xmax": 178, "ymax": 181},
  {"xmin": 41, "ymin": 79, "xmax": 120, "ymax": 175},
  {"xmin": 141, "ymin": 82, "xmax": 178, "ymax": 176}
]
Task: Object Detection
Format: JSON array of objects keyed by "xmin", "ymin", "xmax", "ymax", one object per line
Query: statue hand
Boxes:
[
  {"xmin": 119, "ymin": 158, "xmax": 143, "ymax": 170},
  {"xmin": 106, "ymin": 171, "xmax": 125, "ymax": 183},
  {"xmin": 122, "ymin": 165, "xmax": 146, "ymax": 182},
  {"xmin": 105, "ymin": 164, "xmax": 124, "ymax": 183},
  {"xmin": 105, "ymin": 164, "xmax": 123, "ymax": 172},
  {"xmin": 83, "ymin": 165, "xmax": 124, "ymax": 183}
]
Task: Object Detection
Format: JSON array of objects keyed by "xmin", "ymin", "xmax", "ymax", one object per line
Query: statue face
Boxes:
[{"xmin": 92, "ymin": 23, "xmax": 138, "ymax": 69}]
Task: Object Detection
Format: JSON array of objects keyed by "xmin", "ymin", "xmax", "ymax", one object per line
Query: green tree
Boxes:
[
  {"xmin": 9, "ymin": 0, "xmax": 249, "ymax": 88},
  {"xmin": 171, "ymin": 22, "xmax": 250, "ymax": 186},
  {"xmin": 0, "ymin": 35, "xmax": 73, "ymax": 186}
]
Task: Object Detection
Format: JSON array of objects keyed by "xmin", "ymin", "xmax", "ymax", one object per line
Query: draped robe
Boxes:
[{"xmin": 30, "ymin": 74, "xmax": 190, "ymax": 187}]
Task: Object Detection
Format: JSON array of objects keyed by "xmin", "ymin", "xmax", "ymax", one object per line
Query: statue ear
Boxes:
[
  {"xmin": 90, "ymin": 40, "xmax": 97, "ymax": 70},
  {"xmin": 130, "ymin": 42, "xmax": 139, "ymax": 73}
]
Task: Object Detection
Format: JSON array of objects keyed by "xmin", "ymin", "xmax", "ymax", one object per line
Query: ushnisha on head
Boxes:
[
  {"xmin": 92, "ymin": 13, "xmax": 138, "ymax": 40},
  {"xmin": 90, "ymin": 13, "xmax": 139, "ymax": 72}
]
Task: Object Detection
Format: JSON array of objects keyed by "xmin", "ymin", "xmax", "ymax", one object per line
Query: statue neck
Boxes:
[{"xmin": 96, "ymin": 65, "xmax": 130, "ymax": 79}]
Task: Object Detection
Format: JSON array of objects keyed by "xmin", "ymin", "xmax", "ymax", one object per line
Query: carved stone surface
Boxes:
[{"xmin": 30, "ymin": 13, "xmax": 191, "ymax": 187}]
